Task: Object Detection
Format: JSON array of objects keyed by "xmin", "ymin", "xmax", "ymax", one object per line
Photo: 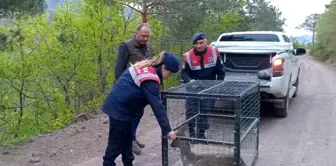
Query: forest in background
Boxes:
[
  {"xmin": 309, "ymin": 0, "xmax": 336, "ymax": 62},
  {"xmin": 0, "ymin": 0, "xmax": 286, "ymax": 146}
]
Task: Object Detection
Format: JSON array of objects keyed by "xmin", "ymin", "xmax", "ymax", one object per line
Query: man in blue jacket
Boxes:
[{"xmin": 180, "ymin": 32, "xmax": 225, "ymax": 139}]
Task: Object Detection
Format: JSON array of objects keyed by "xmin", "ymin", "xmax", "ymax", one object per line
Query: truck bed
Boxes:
[{"xmin": 224, "ymin": 72, "xmax": 271, "ymax": 88}]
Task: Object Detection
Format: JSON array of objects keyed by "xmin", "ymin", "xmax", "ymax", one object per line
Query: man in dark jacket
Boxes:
[
  {"xmin": 114, "ymin": 23, "xmax": 151, "ymax": 155},
  {"xmin": 114, "ymin": 23, "xmax": 151, "ymax": 80},
  {"xmin": 180, "ymin": 32, "xmax": 225, "ymax": 139}
]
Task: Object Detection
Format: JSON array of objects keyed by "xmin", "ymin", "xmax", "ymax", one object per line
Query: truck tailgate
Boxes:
[{"xmin": 221, "ymin": 52, "xmax": 272, "ymax": 73}]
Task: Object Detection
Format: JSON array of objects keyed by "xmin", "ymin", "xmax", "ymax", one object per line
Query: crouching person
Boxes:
[{"xmin": 101, "ymin": 52, "xmax": 179, "ymax": 166}]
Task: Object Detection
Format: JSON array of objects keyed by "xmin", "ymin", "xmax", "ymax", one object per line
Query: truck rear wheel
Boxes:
[
  {"xmin": 292, "ymin": 73, "xmax": 299, "ymax": 98},
  {"xmin": 273, "ymin": 77, "xmax": 291, "ymax": 118},
  {"xmin": 273, "ymin": 93, "xmax": 289, "ymax": 118}
]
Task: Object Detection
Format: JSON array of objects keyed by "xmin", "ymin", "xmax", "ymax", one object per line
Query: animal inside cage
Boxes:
[{"xmin": 160, "ymin": 80, "xmax": 260, "ymax": 166}]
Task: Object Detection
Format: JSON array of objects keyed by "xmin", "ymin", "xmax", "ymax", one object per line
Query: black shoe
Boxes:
[
  {"xmin": 189, "ymin": 128, "xmax": 197, "ymax": 144},
  {"xmin": 189, "ymin": 128, "xmax": 196, "ymax": 138}
]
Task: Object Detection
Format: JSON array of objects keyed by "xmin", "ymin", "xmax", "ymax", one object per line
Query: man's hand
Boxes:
[{"xmin": 168, "ymin": 131, "xmax": 177, "ymax": 140}]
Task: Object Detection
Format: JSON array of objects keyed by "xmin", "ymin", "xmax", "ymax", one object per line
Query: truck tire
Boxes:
[
  {"xmin": 274, "ymin": 77, "xmax": 291, "ymax": 118},
  {"xmin": 274, "ymin": 91, "xmax": 289, "ymax": 118},
  {"xmin": 292, "ymin": 73, "xmax": 299, "ymax": 98}
]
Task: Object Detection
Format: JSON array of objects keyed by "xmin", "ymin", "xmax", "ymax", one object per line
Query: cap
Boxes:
[
  {"xmin": 192, "ymin": 32, "xmax": 206, "ymax": 44},
  {"xmin": 163, "ymin": 52, "xmax": 180, "ymax": 73}
]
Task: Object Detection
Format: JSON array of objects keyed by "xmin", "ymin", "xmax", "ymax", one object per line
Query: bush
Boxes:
[
  {"xmin": 311, "ymin": 2, "xmax": 336, "ymax": 61},
  {"xmin": 0, "ymin": 0, "xmax": 140, "ymax": 146}
]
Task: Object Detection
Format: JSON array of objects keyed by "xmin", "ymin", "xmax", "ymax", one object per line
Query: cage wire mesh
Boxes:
[{"xmin": 161, "ymin": 80, "xmax": 260, "ymax": 166}]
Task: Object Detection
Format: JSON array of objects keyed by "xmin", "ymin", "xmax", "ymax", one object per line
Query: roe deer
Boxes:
[{"xmin": 171, "ymin": 126, "xmax": 244, "ymax": 166}]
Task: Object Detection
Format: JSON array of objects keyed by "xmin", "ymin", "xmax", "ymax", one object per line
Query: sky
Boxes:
[{"xmin": 270, "ymin": 0, "xmax": 333, "ymax": 37}]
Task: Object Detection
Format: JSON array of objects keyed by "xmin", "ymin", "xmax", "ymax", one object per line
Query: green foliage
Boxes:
[
  {"xmin": 293, "ymin": 41, "xmax": 305, "ymax": 48},
  {"xmin": 238, "ymin": 0, "xmax": 286, "ymax": 31},
  {"xmin": 0, "ymin": 0, "xmax": 47, "ymax": 17},
  {"xmin": 296, "ymin": 13, "xmax": 320, "ymax": 32},
  {"xmin": 306, "ymin": 43, "xmax": 313, "ymax": 49},
  {"xmin": 202, "ymin": 9, "xmax": 245, "ymax": 41},
  {"xmin": 310, "ymin": 2, "xmax": 336, "ymax": 61},
  {"xmin": 296, "ymin": 13, "xmax": 320, "ymax": 45},
  {"xmin": 163, "ymin": 74, "xmax": 181, "ymax": 89},
  {"xmin": 0, "ymin": 0, "xmax": 140, "ymax": 146},
  {"xmin": 289, "ymin": 36, "xmax": 308, "ymax": 48},
  {"xmin": 0, "ymin": 13, "xmax": 73, "ymax": 146},
  {"xmin": 0, "ymin": 0, "xmax": 287, "ymax": 146}
]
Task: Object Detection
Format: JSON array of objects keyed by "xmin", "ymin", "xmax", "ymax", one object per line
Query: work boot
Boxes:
[
  {"xmin": 135, "ymin": 140, "xmax": 145, "ymax": 148},
  {"xmin": 132, "ymin": 141, "xmax": 142, "ymax": 155}
]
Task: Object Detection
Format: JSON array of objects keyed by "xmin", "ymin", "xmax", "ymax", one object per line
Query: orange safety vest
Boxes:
[
  {"xmin": 183, "ymin": 46, "xmax": 221, "ymax": 70},
  {"xmin": 129, "ymin": 66, "xmax": 161, "ymax": 87}
]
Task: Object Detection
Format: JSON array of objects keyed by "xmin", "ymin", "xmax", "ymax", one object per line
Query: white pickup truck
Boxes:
[{"xmin": 210, "ymin": 31, "xmax": 306, "ymax": 118}]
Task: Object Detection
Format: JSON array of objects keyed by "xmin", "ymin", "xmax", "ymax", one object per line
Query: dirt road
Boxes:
[{"xmin": 1, "ymin": 54, "xmax": 336, "ymax": 166}]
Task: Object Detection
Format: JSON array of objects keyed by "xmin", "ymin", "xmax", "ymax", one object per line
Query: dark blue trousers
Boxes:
[
  {"xmin": 132, "ymin": 109, "xmax": 144, "ymax": 141},
  {"xmin": 185, "ymin": 99, "xmax": 215, "ymax": 136},
  {"xmin": 103, "ymin": 117, "xmax": 134, "ymax": 166}
]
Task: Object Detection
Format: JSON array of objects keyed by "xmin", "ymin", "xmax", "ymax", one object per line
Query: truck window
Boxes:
[
  {"xmin": 282, "ymin": 35, "xmax": 289, "ymax": 42},
  {"xmin": 219, "ymin": 34, "xmax": 280, "ymax": 42},
  {"xmin": 283, "ymin": 35, "xmax": 291, "ymax": 43}
]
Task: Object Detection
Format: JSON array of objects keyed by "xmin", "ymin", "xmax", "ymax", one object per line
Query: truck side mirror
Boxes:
[{"xmin": 295, "ymin": 48, "xmax": 306, "ymax": 56}]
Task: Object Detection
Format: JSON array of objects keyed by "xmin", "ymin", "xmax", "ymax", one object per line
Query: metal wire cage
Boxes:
[{"xmin": 160, "ymin": 80, "xmax": 260, "ymax": 166}]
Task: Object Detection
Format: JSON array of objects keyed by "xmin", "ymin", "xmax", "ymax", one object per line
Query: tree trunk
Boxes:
[
  {"xmin": 15, "ymin": 80, "xmax": 25, "ymax": 138},
  {"xmin": 63, "ymin": 84, "xmax": 70, "ymax": 108},
  {"xmin": 312, "ymin": 30, "xmax": 315, "ymax": 45},
  {"xmin": 180, "ymin": 43, "xmax": 184, "ymax": 55},
  {"xmin": 142, "ymin": 0, "xmax": 148, "ymax": 23},
  {"xmin": 312, "ymin": 14, "xmax": 318, "ymax": 45}
]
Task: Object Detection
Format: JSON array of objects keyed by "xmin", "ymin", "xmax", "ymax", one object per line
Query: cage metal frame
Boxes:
[{"xmin": 161, "ymin": 79, "xmax": 260, "ymax": 166}]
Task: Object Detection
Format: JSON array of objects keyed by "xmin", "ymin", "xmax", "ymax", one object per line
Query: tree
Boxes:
[
  {"xmin": 159, "ymin": 0, "xmax": 247, "ymax": 54},
  {"xmin": 0, "ymin": 0, "xmax": 139, "ymax": 145},
  {"xmin": 120, "ymin": 0, "xmax": 164, "ymax": 23},
  {"xmin": 325, "ymin": 0, "xmax": 336, "ymax": 9},
  {"xmin": 0, "ymin": 0, "xmax": 47, "ymax": 18},
  {"xmin": 296, "ymin": 13, "xmax": 320, "ymax": 45},
  {"xmin": 0, "ymin": 0, "xmax": 48, "ymax": 50},
  {"xmin": 0, "ymin": 0, "xmax": 288, "ymax": 146},
  {"xmin": 289, "ymin": 36, "xmax": 306, "ymax": 48},
  {"xmin": 310, "ymin": 2, "xmax": 336, "ymax": 61},
  {"xmin": 239, "ymin": 0, "xmax": 286, "ymax": 31}
]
